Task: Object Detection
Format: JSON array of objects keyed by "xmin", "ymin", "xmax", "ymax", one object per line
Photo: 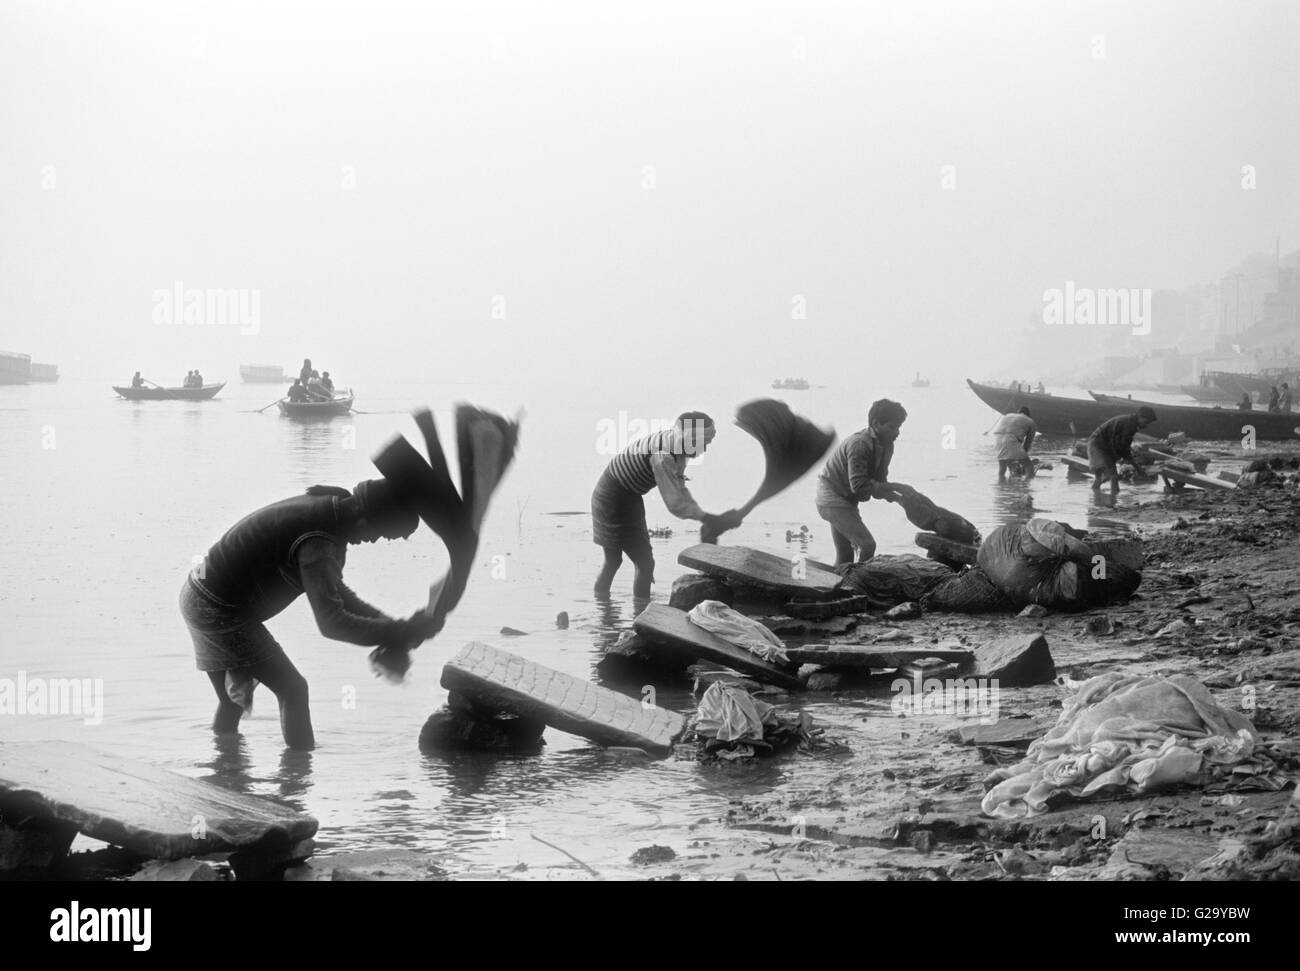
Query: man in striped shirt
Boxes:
[
  {"xmin": 592, "ymin": 412, "xmax": 742, "ymax": 598},
  {"xmin": 814, "ymin": 399, "xmax": 909, "ymax": 566}
]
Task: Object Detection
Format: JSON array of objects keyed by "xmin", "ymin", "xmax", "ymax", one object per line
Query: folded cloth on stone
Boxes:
[
  {"xmin": 981, "ymin": 672, "xmax": 1260, "ymax": 819},
  {"xmin": 687, "ymin": 600, "xmax": 789, "ymax": 664}
]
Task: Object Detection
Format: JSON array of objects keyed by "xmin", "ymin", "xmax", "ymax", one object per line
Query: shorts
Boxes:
[
  {"xmin": 1087, "ymin": 440, "xmax": 1119, "ymax": 479},
  {"xmin": 591, "ymin": 472, "xmax": 653, "ymax": 559},
  {"xmin": 180, "ymin": 578, "xmax": 285, "ymax": 673}
]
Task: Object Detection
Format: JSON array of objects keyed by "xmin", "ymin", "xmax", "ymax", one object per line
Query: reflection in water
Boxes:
[
  {"xmin": 196, "ymin": 733, "xmax": 254, "ymax": 795},
  {"xmin": 284, "ymin": 418, "xmax": 349, "ymax": 481},
  {"xmin": 275, "ymin": 748, "xmax": 315, "ymax": 805}
]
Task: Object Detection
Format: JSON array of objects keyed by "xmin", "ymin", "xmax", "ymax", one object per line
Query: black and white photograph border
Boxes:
[{"xmin": 0, "ymin": 0, "xmax": 1295, "ymax": 934}]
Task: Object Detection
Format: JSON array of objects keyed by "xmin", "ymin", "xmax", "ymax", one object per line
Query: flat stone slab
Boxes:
[
  {"xmin": 0, "ymin": 741, "xmax": 318, "ymax": 860},
  {"xmin": 1158, "ymin": 466, "xmax": 1235, "ymax": 491},
  {"xmin": 632, "ymin": 604, "xmax": 804, "ymax": 691},
  {"xmin": 784, "ymin": 644, "xmax": 973, "ymax": 670},
  {"xmin": 1061, "ymin": 455, "xmax": 1094, "ymax": 476},
  {"xmin": 677, "ymin": 544, "xmax": 843, "ymax": 599},
  {"xmin": 440, "ymin": 642, "xmax": 686, "ymax": 754},
  {"xmin": 914, "ymin": 532, "xmax": 979, "ymax": 566},
  {"xmin": 950, "ymin": 717, "xmax": 1051, "ymax": 747}
]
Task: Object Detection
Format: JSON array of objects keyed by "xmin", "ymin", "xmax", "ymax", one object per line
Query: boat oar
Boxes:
[
  {"xmin": 251, "ymin": 395, "xmax": 285, "ymax": 413},
  {"xmin": 142, "ymin": 378, "xmax": 176, "ymax": 399}
]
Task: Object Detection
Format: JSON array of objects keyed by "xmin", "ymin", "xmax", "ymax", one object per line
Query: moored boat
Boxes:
[
  {"xmin": 0, "ymin": 351, "xmax": 31, "ymax": 385},
  {"xmin": 967, "ymin": 379, "xmax": 1299, "ymax": 441},
  {"xmin": 240, "ymin": 364, "xmax": 288, "ymax": 383},
  {"xmin": 771, "ymin": 378, "xmax": 810, "ymax": 390},
  {"xmin": 30, "ymin": 362, "xmax": 59, "ymax": 382},
  {"xmin": 112, "ymin": 382, "xmax": 226, "ymax": 401},
  {"xmin": 277, "ymin": 392, "xmax": 354, "ymax": 418}
]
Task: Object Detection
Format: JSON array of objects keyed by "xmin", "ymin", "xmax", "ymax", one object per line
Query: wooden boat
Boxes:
[
  {"xmin": 771, "ymin": 378, "xmax": 810, "ymax": 390},
  {"xmin": 0, "ymin": 350, "xmax": 31, "ymax": 385},
  {"xmin": 239, "ymin": 364, "xmax": 288, "ymax": 383},
  {"xmin": 112, "ymin": 382, "xmax": 225, "ymax": 401},
  {"xmin": 1180, "ymin": 382, "xmax": 1236, "ymax": 403},
  {"xmin": 29, "ymin": 362, "xmax": 59, "ymax": 382},
  {"xmin": 277, "ymin": 391, "xmax": 354, "ymax": 417},
  {"xmin": 912, "ymin": 372, "xmax": 930, "ymax": 388},
  {"xmin": 967, "ymin": 379, "xmax": 1300, "ymax": 441}
]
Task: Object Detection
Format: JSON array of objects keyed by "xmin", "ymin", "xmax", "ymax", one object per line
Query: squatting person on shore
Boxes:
[
  {"xmin": 1087, "ymin": 406, "xmax": 1157, "ymax": 495},
  {"xmin": 814, "ymin": 398, "xmax": 910, "ymax": 567},
  {"xmin": 591, "ymin": 412, "xmax": 742, "ymax": 599},
  {"xmin": 181, "ymin": 479, "xmax": 439, "ymax": 750}
]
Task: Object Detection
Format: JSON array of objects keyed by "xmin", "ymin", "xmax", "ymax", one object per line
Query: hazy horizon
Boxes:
[{"xmin": 3, "ymin": 0, "xmax": 1298, "ymax": 390}]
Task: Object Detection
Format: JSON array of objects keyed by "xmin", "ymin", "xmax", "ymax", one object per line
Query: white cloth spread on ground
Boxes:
[
  {"xmin": 981, "ymin": 672, "xmax": 1259, "ymax": 819},
  {"xmin": 687, "ymin": 600, "xmax": 789, "ymax": 664}
]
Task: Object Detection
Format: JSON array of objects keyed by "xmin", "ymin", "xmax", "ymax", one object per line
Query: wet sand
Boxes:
[{"xmin": 625, "ymin": 476, "xmax": 1300, "ymax": 882}]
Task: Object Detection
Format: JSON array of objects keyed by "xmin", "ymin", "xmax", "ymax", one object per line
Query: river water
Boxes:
[{"xmin": 0, "ymin": 375, "xmax": 1196, "ymax": 877}]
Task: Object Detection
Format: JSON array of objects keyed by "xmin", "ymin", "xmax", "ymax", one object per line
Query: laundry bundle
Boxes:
[{"xmin": 982, "ymin": 672, "xmax": 1261, "ymax": 819}]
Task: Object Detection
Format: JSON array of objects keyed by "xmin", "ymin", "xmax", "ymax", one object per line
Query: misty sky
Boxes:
[{"xmin": 1, "ymin": 0, "xmax": 1297, "ymax": 389}]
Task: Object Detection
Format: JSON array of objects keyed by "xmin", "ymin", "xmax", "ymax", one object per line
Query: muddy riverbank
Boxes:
[{"xmin": 626, "ymin": 484, "xmax": 1300, "ymax": 882}]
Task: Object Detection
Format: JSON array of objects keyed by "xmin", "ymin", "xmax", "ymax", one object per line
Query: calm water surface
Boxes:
[{"xmin": 1, "ymin": 376, "xmax": 1207, "ymax": 877}]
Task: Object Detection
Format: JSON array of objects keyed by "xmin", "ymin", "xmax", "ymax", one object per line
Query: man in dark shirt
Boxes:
[
  {"xmin": 180, "ymin": 478, "xmax": 437, "ymax": 749},
  {"xmin": 814, "ymin": 398, "xmax": 909, "ymax": 565},
  {"xmin": 287, "ymin": 379, "xmax": 309, "ymax": 402},
  {"xmin": 1087, "ymin": 407, "xmax": 1157, "ymax": 495}
]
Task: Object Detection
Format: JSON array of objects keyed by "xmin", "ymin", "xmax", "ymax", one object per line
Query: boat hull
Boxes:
[
  {"xmin": 277, "ymin": 395, "xmax": 354, "ymax": 418},
  {"xmin": 112, "ymin": 383, "xmax": 226, "ymax": 401},
  {"xmin": 967, "ymin": 379, "xmax": 1299, "ymax": 442}
]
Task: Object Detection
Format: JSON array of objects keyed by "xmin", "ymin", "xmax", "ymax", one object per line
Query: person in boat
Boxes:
[
  {"xmin": 320, "ymin": 371, "xmax": 335, "ymax": 394},
  {"xmin": 306, "ymin": 370, "xmax": 329, "ymax": 401},
  {"xmin": 299, "ymin": 358, "xmax": 314, "ymax": 386},
  {"xmin": 814, "ymin": 398, "xmax": 909, "ymax": 566},
  {"xmin": 1036, "ymin": 380, "xmax": 1046, "ymax": 394},
  {"xmin": 1238, "ymin": 392, "xmax": 1253, "ymax": 411},
  {"xmin": 1087, "ymin": 407, "xmax": 1157, "ymax": 495},
  {"xmin": 591, "ymin": 412, "xmax": 741, "ymax": 599},
  {"xmin": 131, "ymin": 371, "xmax": 145, "ymax": 389},
  {"xmin": 194, "ymin": 370, "xmax": 204, "ymax": 388},
  {"xmin": 1280, "ymin": 382, "xmax": 1294, "ymax": 413},
  {"xmin": 182, "ymin": 371, "xmax": 193, "ymax": 388},
  {"xmin": 991, "ymin": 406, "xmax": 1036, "ymax": 479},
  {"xmin": 287, "ymin": 378, "xmax": 310, "ymax": 403},
  {"xmin": 1267, "ymin": 386, "xmax": 1280, "ymax": 413},
  {"xmin": 181, "ymin": 479, "xmax": 438, "ymax": 750}
]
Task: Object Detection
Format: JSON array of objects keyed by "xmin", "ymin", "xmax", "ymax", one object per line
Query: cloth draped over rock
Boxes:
[
  {"xmin": 836, "ymin": 554, "xmax": 955, "ymax": 608},
  {"xmin": 976, "ymin": 518, "xmax": 1141, "ymax": 611},
  {"xmin": 687, "ymin": 600, "xmax": 789, "ymax": 664},
  {"xmin": 981, "ymin": 673, "xmax": 1260, "ymax": 819}
]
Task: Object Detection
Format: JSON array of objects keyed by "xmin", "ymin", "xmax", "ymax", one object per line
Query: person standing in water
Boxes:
[
  {"xmin": 990, "ymin": 406, "xmax": 1037, "ymax": 479},
  {"xmin": 181, "ymin": 478, "xmax": 438, "ymax": 750},
  {"xmin": 591, "ymin": 412, "xmax": 741, "ymax": 599},
  {"xmin": 1087, "ymin": 407, "xmax": 1157, "ymax": 495},
  {"xmin": 814, "ymin": 398, "xmax": 909, "ymax": 566}
]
